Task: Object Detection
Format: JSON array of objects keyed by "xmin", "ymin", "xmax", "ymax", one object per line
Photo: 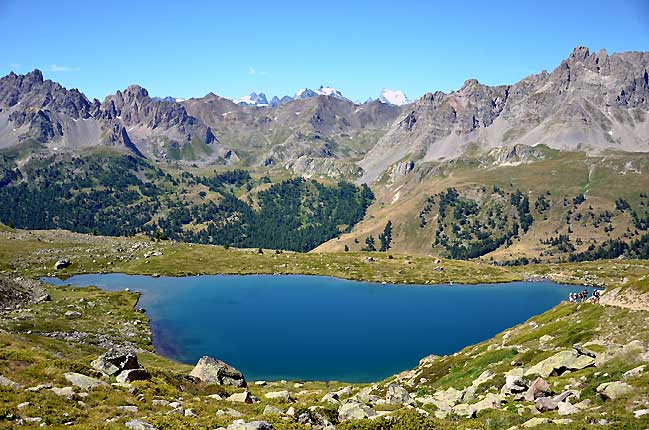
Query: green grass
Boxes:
[{"xmin": 0, "ymin": 227, "xmax": 648, "ymax": 429}]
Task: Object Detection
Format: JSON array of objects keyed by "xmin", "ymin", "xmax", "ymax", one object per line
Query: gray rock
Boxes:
[
  {"xmin": 216, "ymin": 408, "xmax": 243, "ymax": 417},
  {"xmin": 338, "ymin": 401, "xmax": 377, "ymax": 420},
  {"xmin": 597, "ymin": 381, "xmax": 633, "ymax": 400},
  {"xmin": 189, "ymin": 356, "xmax": 246, "ymax": 388},
  {"xmin": 535, "ymin": 396, "xmax": 559, "ymax": 412},
  {"xmin": 63, "ymin": 372, "xmax": 107, "ymax": 390},
  {"xmin": 322, "ymin": 392, "xmax": 340, "ymax": 404},
  {"xmin": 501, "ymin": 374, "xmax": 528, "ymax": 395},
  {"xmin": 64, "ymin": 310, "xmax": 82, "ymax": 318},
  {"xmin": 54, "ymin": 259, "xmax": 71, "ymax": 269},
  {"xmin": 91, "ymin": 347, "xmax": 140, "ymax": 376},
  {"xmin": 166, "ymin": 407, "xmax": 183, "ymax": 415},
  {"xmin": 117, "ymin": 405, "xmax": 139, "ymax": 413},
  {"xmin": 623, "ymin": 365, "xmax": 645, "ymax": 379},
  {"xmin": 263, "ymin": 405, "xmax": 283, "ymax": 415},
  {"xmin": 227, "ymin": 419, "xmax": 273, "ymax": 430},
  {"xmin": 524, "ymin": 349, "xmax": 595, "ymax": 377},
  {"xmin": 385, "ymin": 383, "xmax": 412, "ymax": 405},
  {"xmin": 0, "ymin": 375, "xmax": 23, "ymax": 389},
  {"xmin": 522, "ymin": 417, "xmax": 552, "ymax": 428},
  {"xmin": 523, "ymin": 377, "xmax": 550, "ymax": 402},
  {"xmin": 558, "ymin": 401, "xmax": 579, "ymax": 416},
  {"xmin": 51, "ymin": 386, "xmax": 75, "ymax": 399},
  {"xmin": 634, "ymin": 409, "xmax": 649, "ymax": 418},
  {"xmin": 264, "ymin": 390, "xmax": 291, "ymax": 402},
  {"xmin": 125, "ymin": 419, "xmax": 157, "ymax": 430},
  {"xmin": 227, "ymin": 390, "xmax": 257, "ymax": 403},
  {"xmin": 116, "ymin": 368, "xmax": 151, "ymax": 383}
]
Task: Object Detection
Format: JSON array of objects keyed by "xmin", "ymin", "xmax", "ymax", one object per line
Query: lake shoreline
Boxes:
[{"xmin": 42, "ymin": 274, "xmax": 599, "ymax": 382}]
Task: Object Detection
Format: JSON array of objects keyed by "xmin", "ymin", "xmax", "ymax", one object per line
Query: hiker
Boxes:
[{"xmin": 592, "ymin": 290, "xmax": 600, "ymax": 303}]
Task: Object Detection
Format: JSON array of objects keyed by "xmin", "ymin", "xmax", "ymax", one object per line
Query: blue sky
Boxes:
[{"xmin": 2, "ymin": 0, "xmax": 648, "ymax": 102}]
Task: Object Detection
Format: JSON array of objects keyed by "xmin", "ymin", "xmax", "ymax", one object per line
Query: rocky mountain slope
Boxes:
[
  {"xmin": 358, "ymin": 47, "xmax": 649, "ymax": 182},
  {"xmin": 0, "ymin": 70, "xmax": 232, "ymax": 164},
  {"xmin": 1, "ymin": 47, "xmax": 647, "ymax": 181}
]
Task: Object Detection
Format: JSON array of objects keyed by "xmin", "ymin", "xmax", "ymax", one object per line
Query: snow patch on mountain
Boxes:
[{"xmin": 379, "ymin": 89, "xmax": 409, "ymax": 106}]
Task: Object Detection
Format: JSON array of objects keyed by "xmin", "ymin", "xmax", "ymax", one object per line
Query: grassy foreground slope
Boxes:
[{"xmin": 0, "ymin": 227, "xmax": 648, "ymax": 430}]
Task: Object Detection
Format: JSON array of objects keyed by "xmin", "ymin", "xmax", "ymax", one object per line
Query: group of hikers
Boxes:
[{"xmin": 568, "ymin": 289, "xmax": 600, "ymax": 303}]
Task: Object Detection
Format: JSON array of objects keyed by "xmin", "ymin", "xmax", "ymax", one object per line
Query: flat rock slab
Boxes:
[
  {"xmin": 524, "ymin": 349, "xmax": 595, "ymax": 377},
  {"xmin": 64, "ymin": 372, "xmax": 107, "ymax": 390}
]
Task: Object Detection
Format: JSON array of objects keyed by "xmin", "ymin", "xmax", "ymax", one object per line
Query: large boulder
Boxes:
[
  {"xmin": 91, "ymin": 348, "xmax": 140, "ymax": 376},
  {"xmin": 597, "ymin": 381, "xmax": 633, "ymax": 400},
  {"xmin": 338, "ymin": 401, "xmax": 377, "ymax": 421},
  {"xmin": 471, "ymin": 392, "xmax": 504, "ymax": 414},
  {"xmin": 558, "ymin": 401, "xmax": 579, "ymax": 416},
  {"xmin": 524, "ymin": 349, "xmax": 595, "ymax": 378},
  {"xmin": 63, "ymin": 372, "xmax": 107, "ymax": 390},
  {"xmin": 501, "ymin": 374, "xmax": 528, "ymax": 396},
  {"xmin": 523, "ymin": 377, "xmax": 550, "ymax": 402},
  {"xmin": 385, "ymin": 384, "xmax": 413, "ymax": 405},
  {"xmin": 189, "ymin": 356, "xmax": 247, "ymax": 388}
]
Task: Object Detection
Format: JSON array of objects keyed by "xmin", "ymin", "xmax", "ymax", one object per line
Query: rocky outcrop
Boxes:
[
  {"xmin": 358, "ymin": 47, "xmax": 649, "ymax": 183},
  {"xmin": 90, "ymin": 348, "xmax": 150, "ymax": 384},
  {"xmin": 189, "ymin": 356, "xmax": 247, "ymax": 387},
  {"xmin": 91, "ymin": 347, "xmax": 140, "ymax": 376}
]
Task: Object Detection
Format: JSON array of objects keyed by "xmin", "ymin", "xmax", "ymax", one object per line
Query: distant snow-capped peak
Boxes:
[
  {"xmin": 153, "ymin": 96, "xmax": 186, "ymax": 103},
  {"xmin": 379, "ymin": 88, "xmax": 409, "ymax": 106},
  {"xmin": 314, "ymin": 86, "xmax": 345, "ymax": 98},
  {"xmin": 295, "ymin": 86, "xmax": 348, "ymax": 100},
  {"xmin": 236, "ymin": 92, "xmax": 269, "ymax": 106}
]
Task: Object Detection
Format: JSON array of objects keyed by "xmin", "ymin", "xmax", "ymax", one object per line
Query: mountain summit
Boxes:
[
  {"xmin": 1, "ymin": 47, "xmax": 648, "ymax": 181},
  {"xmin": 378, "ymin": 89, "xmax": 409, "ymax": 106}
]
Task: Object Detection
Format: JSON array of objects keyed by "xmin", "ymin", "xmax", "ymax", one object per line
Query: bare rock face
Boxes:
[
  {"xmin": 189, "ymin": 355, "xmax": 247, "ymax": 388},
  {"xmin": 1, "ymin": 46, "xmax": 648, "ymax": 180},
  {"xmin": 358, "ymin": 46, "xmax": 649, "ymax": 183}
]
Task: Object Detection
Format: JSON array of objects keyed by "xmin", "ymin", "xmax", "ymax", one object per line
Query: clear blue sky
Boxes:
[{"xmin": 2, "ymin": 0, "xmax": 648, "ymax": 102}]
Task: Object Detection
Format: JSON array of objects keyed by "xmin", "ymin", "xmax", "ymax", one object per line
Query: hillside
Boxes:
[
  {"xmin": 316, "ymin": 148, "xmax": 649, "ymax": 263},
  {"xmin": 0, "ymin": 229, "xmax": 648, "ymax": 430}
]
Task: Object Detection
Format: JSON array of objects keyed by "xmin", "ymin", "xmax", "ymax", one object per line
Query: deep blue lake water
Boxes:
[{"xmin": 42, "ymin": 274, "xmax": 595, "ymax": 382}]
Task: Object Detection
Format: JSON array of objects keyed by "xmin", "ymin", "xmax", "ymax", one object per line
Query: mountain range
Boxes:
[{"xmin": 0, "ymin": 46, "xmax": 647, "ymax": 183}]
